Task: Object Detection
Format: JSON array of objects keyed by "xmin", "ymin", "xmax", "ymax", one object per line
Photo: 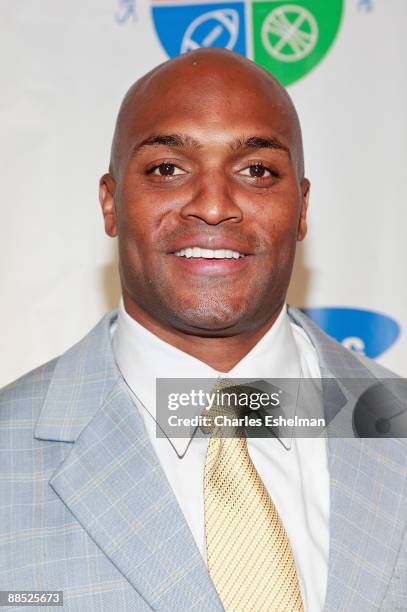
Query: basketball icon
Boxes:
[{"xmin": 261, "ymin": 4, "xmax": 318, "ymax": 62}]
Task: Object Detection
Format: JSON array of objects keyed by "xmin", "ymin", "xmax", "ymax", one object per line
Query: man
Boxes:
[{"xmin": 0, "ymin": 49, "xmax": 405, "ymax": 612}]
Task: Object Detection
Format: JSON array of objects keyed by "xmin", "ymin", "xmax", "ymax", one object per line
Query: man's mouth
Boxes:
[
  {"xmin": 174, "ymin": 247, "xmax": 245, "ymax": 259},
  {"xmin": 170, "ymin": 244, "xmax": 250, "ymax": 277}
]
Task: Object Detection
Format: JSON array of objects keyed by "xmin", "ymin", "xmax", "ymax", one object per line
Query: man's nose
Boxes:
[{"xmin": 180, "ymin": 169, "xmax": 243, "ymax": 225}]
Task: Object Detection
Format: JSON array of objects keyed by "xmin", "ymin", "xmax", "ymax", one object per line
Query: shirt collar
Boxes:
[{"xmin": 112, "ymin": 299, "xmax": 301, "ymax": 453}]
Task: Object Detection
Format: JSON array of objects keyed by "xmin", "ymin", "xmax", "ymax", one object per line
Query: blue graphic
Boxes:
[
  {"xmin": 115, "ymin": 0, "xmax": 137, "ymax": 24},
  {"xmin": 358, "ymin": 0, "xmax": 374, "ymax": 12},
  {"xmin": 301, "ymin": 307, "xmax": 400, "ymax": 358},
  {"xmin": 152, "ymin": 3, "xmax": 246, "ymax": 59}
]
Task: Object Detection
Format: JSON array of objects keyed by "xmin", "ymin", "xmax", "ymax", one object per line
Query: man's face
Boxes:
[{"xmin": 101, "ymin": 58, "xmax": 309, "ymax": 336}]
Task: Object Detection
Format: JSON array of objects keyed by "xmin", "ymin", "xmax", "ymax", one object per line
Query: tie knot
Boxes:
[{"xmin": 200, "ymin": 380, "xmax": 256, "ymax": 436}]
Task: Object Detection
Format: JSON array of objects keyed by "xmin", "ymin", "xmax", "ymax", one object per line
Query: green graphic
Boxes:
[{"xmin": 252, "ymin": 1, "xmax": 343, "ymax": 85}]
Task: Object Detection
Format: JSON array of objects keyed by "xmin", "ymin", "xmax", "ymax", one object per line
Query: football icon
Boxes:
[{"xmin": 181, "ymin": 9, "xmax": 239, "ymax": 53}]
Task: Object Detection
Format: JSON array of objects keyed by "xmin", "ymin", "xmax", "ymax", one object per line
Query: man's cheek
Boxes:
[{"xmin": 119, "ymin": 239, "xmax": 144, "ymax": 273}]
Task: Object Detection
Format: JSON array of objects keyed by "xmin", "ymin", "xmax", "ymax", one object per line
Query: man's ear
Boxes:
[
  {"xmin": 297, "ymin": 178, "xmax": 310, "ymax": 241},
  {"xmin": 99, "ymin": 173, "xmax": 117, "ymax": 237}
]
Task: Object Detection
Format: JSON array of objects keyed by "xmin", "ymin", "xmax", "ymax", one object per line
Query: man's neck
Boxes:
[{"xmin": 122, "ymin": 297, "xmax": 284, "ymax": 372}]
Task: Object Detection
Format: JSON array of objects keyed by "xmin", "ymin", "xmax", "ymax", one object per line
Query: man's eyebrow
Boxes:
[
  {"xmin": 230, "ymin": 136, "xmax": 291, "ymax": 157},
  {"xmin": 129, "ymin": 133, "xmax": 291, "ymax": 159},
  {"xmin": 131, "ymin": 133, "xmax": 202, "ymax": 156}
]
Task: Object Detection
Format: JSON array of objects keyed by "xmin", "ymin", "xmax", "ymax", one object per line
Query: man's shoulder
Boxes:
[
  {"xmin": 0, "ymin": 358, "xmax": 60, "ymax": 448},
  {"xmin": 0, "ymin": 358, "xmax": 58, "ymax": 411}
]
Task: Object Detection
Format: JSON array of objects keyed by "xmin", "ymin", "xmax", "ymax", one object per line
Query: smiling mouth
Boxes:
[{"xmin": 174, "ymin": 247, "xmax": 245, "ymax": 259}]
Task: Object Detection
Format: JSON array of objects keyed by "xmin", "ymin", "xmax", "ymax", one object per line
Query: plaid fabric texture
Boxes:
[{"xmin": 0, "ymin": 308, "xmax": 405, "ymax": 611}]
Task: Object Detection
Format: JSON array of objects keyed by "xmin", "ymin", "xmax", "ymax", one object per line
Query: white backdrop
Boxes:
[{"xmin": 1, "ymin": 0, "xmax": 406, "ymax": 386}]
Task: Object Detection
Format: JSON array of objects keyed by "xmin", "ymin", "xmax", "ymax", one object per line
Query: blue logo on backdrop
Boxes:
[
  {"xmin": 115, "ymin": 0, "xmax": 137, "ymax": 24},
  {"xmin": 151, "ymin": 3, "xmax": 246, "ymax": 58},
  {"xmin": 358, "ymin": 0, "xmax": 374, "ymax": 12},
  {"xmin": 301, "ymin": 307, "xmax": 400, "ymax": 358}
]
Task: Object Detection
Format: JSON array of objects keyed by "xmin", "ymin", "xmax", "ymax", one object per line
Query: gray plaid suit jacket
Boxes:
[{"xmin": 0, "ymin": 308, "xmax": 405, "ymax": 611}]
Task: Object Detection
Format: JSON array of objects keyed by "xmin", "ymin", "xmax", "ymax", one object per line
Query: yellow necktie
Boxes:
[{"xmin": 203, "ymin": 381, "xmax": 304, "ymax": 612}]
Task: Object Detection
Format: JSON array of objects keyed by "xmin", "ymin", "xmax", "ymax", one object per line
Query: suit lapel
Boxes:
[
  {"xmin": 35, "ymin": 312, "xmax": 223, "ymax": 612},
  {"xmin": 289, "ymin": 307, "xmax": 407, "ymax": 611}
]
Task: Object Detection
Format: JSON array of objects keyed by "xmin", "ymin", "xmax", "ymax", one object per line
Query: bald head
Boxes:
[{"xmin": 109, "ymin": 48, "xmax": 304, "ymax": 181}]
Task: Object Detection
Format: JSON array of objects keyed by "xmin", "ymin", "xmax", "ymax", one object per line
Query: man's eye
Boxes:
[
  {"xmin": 240, "ymin": 164, "xmax": 272, "ymax": 178},
  {"xmin": 150, "ymin": 163, "xmax": 184, "ymax": 177}
]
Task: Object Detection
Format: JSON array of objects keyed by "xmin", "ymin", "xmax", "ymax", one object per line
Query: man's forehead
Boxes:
[
  {"xmin": 110, "ymin": 49, "xmax": 304, "ymax": 177},
  {"xmin": 131, "ymin": 57, "xmax": 291, "ymax": 116},
  {"xmin": 119, "ymin": 50, "xmax": 294, "ymax": 125},
  {"xmin": 123, "ymin": 77, "xmax": 294, "ymax": 143}
]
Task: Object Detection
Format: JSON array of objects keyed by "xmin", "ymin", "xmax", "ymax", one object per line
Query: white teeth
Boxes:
[{"xmin": 174, "ymin": 247, "xmax": 244, "ymax": 259}]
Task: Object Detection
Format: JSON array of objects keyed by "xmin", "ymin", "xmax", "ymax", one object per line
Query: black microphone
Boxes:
[{"xmin": 352, "ymin": 379, "xmax": 407, "ymax": 438}]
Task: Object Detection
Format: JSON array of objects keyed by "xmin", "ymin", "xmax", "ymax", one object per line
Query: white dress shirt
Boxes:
[{"xmin": 112, "ymin": 301, "xmax": 329, "ymax": 612}]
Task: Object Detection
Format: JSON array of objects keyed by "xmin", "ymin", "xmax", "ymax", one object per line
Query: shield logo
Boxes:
[{"xmin": 151, "ymin": 0, "xmax": 343, "ymax": 86}]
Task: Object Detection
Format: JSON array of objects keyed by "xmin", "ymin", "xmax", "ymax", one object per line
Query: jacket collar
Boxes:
[{"xmin": 35, "ymin": 305, "xmax": 362, "ymax": 443}]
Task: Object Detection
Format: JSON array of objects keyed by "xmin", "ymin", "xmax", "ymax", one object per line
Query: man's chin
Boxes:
[{"xmin": 168, "ymin": 300, "xmax": 251, "ymax": 336}]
